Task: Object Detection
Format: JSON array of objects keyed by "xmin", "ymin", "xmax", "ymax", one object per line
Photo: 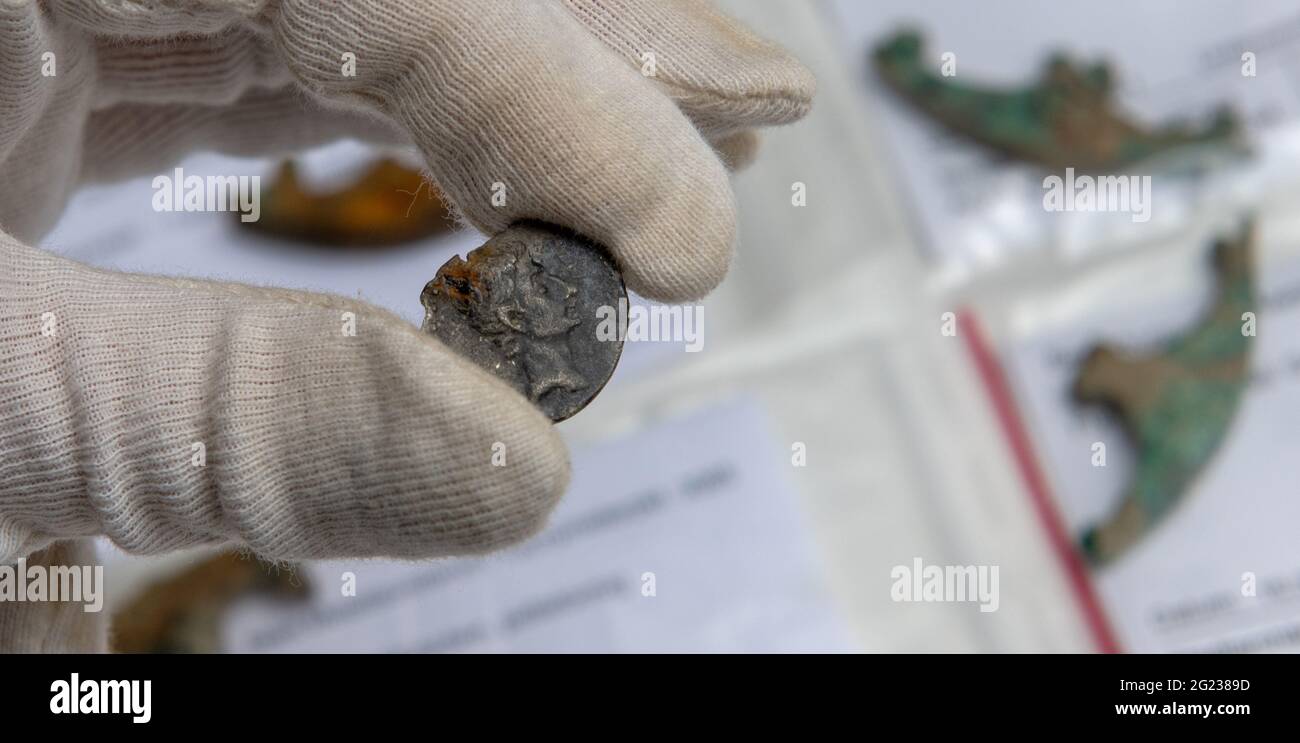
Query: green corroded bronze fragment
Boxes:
[
  {"xmin": 873, "ymin": 30, "xmax": 1243, "ymax": 172},
  {"xmin": 1072, "ymin": 221, "xmax": 1255, "ymax": 565}
]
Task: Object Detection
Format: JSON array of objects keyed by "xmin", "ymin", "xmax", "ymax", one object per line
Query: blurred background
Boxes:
[{"xmin": 44, "ymin": 0, "xmax": 1300, "ymax": 652}]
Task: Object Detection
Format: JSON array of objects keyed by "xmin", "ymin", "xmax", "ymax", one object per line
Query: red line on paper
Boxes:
[{"xmin": 958, "ymin": 309, "xmax": 1121, "ymax": 654}]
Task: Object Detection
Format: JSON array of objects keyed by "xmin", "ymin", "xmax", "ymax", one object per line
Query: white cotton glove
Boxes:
[{"xmin": 0, "ymin": 0, "xmax": 814, "ymax": 651}]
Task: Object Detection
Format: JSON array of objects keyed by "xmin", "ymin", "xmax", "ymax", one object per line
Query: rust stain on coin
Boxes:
[{"xmin": 420, "ymin": 221, "xmax": 626, "ymax": 422}]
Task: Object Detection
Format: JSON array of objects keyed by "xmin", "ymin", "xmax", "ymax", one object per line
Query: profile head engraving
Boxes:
[{"xmin": 421, "ymin": 222, "xmax": 625, "ymax": 421}]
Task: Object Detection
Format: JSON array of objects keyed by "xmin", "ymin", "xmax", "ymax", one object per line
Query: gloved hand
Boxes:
[{"xmin": 0, "ymin": 0, "xmax": 814, "ymax": 651}]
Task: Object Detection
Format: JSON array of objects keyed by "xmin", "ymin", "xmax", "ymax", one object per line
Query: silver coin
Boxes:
[{"xmin": 420, "ymin": 222, "xmax": 626, "ymax": 422}]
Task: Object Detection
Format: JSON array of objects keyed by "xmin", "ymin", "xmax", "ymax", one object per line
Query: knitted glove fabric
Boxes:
[{"xmin": 0, "ymin": 0, "xmax": 814, "ymax": 651}]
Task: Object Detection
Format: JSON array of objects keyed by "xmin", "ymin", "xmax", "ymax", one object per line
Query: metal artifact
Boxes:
[
  {"xmin": 873, "ymin": 29, "xmax": 1243, "ymax": 172},
  {"xmin": 1073, "ymin": 221, "xmax": 1255, "ymax": 565},
  {"xmin": 111, "ymin": 552, "xmax": 309, "ymax": 653},
  {"xmin": 241, "ymin": 158, "xmax": 458, "ymax": 247},
  {"xmin": 421, "ymin": 222, "xmax": 626, "ymax": 422}
]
